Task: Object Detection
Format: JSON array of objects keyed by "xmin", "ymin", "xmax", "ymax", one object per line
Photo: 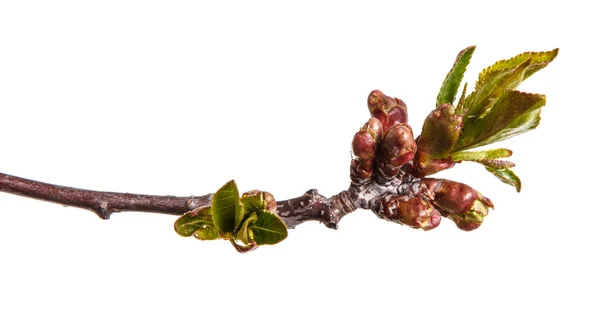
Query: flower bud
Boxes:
[
  {"xmin": 408, "ymin": 150, "xmax": 455, "ymax": 177},
  {"xmin": 418, "ymin": 103, "xmax": 463, "ymax": 157},
  {"xmin": 374, "ymin": 195, "xmax": 441, "ymax": 230},
  {"xmin": 360, "ymin": 117, "xmax": 383, "ymax": 141},
  {"xmin": 408, "ymin": 104, "xmax": 462, "ymax": 177},
  {"xmin": 381, "ymin": 124, "xmax": 416, "ymax": 168},
  {"xmin": 448, "ymin": 200, "xmax": 490, "ymax": 231},
  {"xmin": 375, "ymin": 124, "xmax": 417, "ymax": 180},
  {"xmin": 352, "ymin": 131, "xmax": 377, "ymax": 160},
  {"xmin": 421, "ymin": 178, "xmax": 493, "ymax": 231},
  {"xmin": 350, "ymin": 118, "xmax": 383, "ymax": 185},
  {"xmin": 367, "ymin": 90, "xmax": 408, "ymax": 131}
]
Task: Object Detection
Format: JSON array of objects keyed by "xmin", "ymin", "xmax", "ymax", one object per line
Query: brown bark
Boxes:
[{"xmin": 0, "ymin": 171, "xmax": 422, "ymax": 230}]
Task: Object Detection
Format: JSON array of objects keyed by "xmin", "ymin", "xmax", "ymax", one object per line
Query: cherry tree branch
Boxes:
[
  {"xmin": 0, "ymin": 172, "xmax": 359, "ymax": 229},
  {"xmin": 0, "ymin": 172, "xmax": 208, "ymax": 219},
  {"xmin": 0, "ymin": 172, "xmax": 422, "ymax": 230}
]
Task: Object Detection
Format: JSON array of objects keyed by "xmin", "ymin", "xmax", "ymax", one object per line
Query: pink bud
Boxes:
[
  {"xmin": 375, "ymin": 195, "xmax": 441, "ymax": 230},
  {"xmin": 381, "ymin": 124, "xmax": 416, "ymax": 168},
  {"xmin": 367, "ymin": 90, "xmax": 408, "ymax": 131}
]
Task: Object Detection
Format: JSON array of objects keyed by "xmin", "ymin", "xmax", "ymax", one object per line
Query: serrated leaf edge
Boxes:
[
  {"xmin": 485, "ymin": 166, "xmax": 522, "ymax": 192},
  {"xmin": 475, "ymin": 48, "xmax": 559, "ymax": 89},
  {"xmin": 436, "ymin": 46, "xmax": 475, "ymax": 107}
]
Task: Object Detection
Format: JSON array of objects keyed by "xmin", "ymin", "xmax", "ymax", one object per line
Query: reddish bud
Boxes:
[
  {"xmin": 374, "ymin": 195, "xmax": 441, "ymax": 230},
  {"xmin": 350, "ymin": 119, "xmax": 383, "ymax": 186},
  {"xmin": 448, "ymin": 216, "xmax": 482, "ymax": 231},
  {"xmin": 367, "ymin": 90, "xmax": 408, "ymax": 131},
  {"xmin": 407, "ymin": 103, "xmax": 463, "ymax": 177},
  {"xmin": 447, "ymin": 199, "xmax": 490, "ymax": 231},
  {"xmin": 381, "ymin": 124, "xmax": 416, "ymax": 168},
  {"xmin": 421, "ymin": 178, "xmax": 493, "ymax": 231},
  {"xmin": 352, "ymin": 131, "xmax": 377, "ymax": 160},
  {"xmin": 408, "ymin": 149, "xmax": 455, "ymax": 177},
  {"xmin": 262, "ymin": 191, "xmax": 277, "ymax": 212},
  {"xmin": 360, "ymin": 117, "xmax": 383, "ymax": 141}
]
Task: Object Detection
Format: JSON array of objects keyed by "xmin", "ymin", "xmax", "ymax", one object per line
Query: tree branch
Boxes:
[
  {"xmin": 0, "ymin": 171, "xmax": 422, "ymax": 230},
  {"xmin": 0, "ymin": 172, "xmax": 359, "ymax": 229},
  {"xmin": 0, "ymin": 172, "xmax": 209, "ymax": 219}
]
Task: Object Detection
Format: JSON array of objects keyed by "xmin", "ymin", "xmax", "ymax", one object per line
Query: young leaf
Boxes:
[
  {"xmin": 452, "ymin": 148, "xmax": 512, "ymax": 161},
  {"xmin": 476, "ymin": 48, "xmax": 559, "ymax": 89},
  {"xmin": 193, "ymin": 225, "xmax": 220, "ymax": 240},
  {"xmin": 473, "ymin": 159, "xmax": 515, "ymax": 169},
  {"xmin": 234, "ymin": 212, "xmax": 258, "ymax": 245},
  {"xmin": 462, "ymin": 48, "xmax": 558, "ymax": 122},
  {"xmin": 212, "ymin": 180, "xmax": 242, "ymax": 234},
  {"xmin": 463, "ymin": 58, "xmax": 532, "ymax": 122},
  {"xmin": 454, "ymin": 91, "xmax": 545, "ymax": 151},
  {"xmin": 174, "ymin": 207, "xmax": 213, "ymax": 237},
  {"xmin": 456, "ymin": 83, "xmax": 468, "ymax": 113},
  {"xmin": 485, "ymin": 167, "xmax": 522, "ymax": 192},
  {"xmin": 240, "ymin": 193, "xmax": 264, "ymax": 212},
  {"xmin": 240, "ymin": 190, "xmax": 276, "ymax": 212},
  {"xmin": 250, "ymin": 211, "xmax": 288, "ymax": 245},
  {"xmin": 436, "ymin": 46, "xmax": 475, "ymax": 107}
]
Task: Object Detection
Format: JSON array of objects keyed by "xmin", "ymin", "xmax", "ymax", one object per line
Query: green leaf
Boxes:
[
  {"xmin": 212, "ymin": 180, "xmax": 242, "ymax": 234},
  {"xmin": 463, "ymin": 58, "xmax": 532, "ymax": 122},
  {"xmin": 462, "ymin": 48, "xmax": 558, "ymax": 122},
  {"xmin": 456, "ymin": 83, "xmax": 468, "ymax": 114},
  {"xmin": 234, "ymin": 212, "xmax": 258, "ymax": 245},
  {"xmin": 193, "ymin": 225, "xmax": 220, "ymax": 240},
  {"xmin": 452, "ymin": 148, "xmax": 512, "ymax": 161},
  {"xmin": 250, "ymin": 211, "xmax": 288, "ymax": 245},
  {"xmin": 454, "ymin": 91, "xmax": 545, "ymax": 150},
  {"xmin": 473, "ymin": 159, "xmax": 515, "ymax": 169},
  {"xmin": 436, "ymin": 46, "xmax": 475, "ymax": 107},
  {"xmin": 476, "ymin": 48, "xmax": 559, "ymax": 89},
  {"xmin": 174, "ymin": 207, "xmax": 213, "ymax": 237},
  {"xmin": 240, "ymin": 192, "xmax": 267, "ymax": 212},
  {"xmin": 485, "ymin": 167, "xmax": 522, "ymax": 192}
]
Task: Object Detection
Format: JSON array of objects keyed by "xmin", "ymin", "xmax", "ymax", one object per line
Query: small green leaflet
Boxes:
[
  {"xmin": 194, "ymin": 225, "xmax": 219, "ymax": 240},
  {"xmin": 250, "ymin": 211, "xmax": 288, "ymax": 245},
  {"xmin": 211, "ymin": 180, "xmax": 243, "ymax": 234},
  {"xmin": 235, "ymin": 212, "xmax": 258, "ymax": 245},
  {"xmin": 452, "ymin": 148, "xmax": 512, "ymax": 161},
  {"xmin": 174, "ymin": 207, "xmax": 214, "ymax": 237},
  {"xmin": 473, "ymin": 159, "xmax": 515, "ymax": 169},
  {"xmin": 485, "ymin": 167, "xmax": 522, "ymax": 192},
  {"xmin": 436, "ymin": 46, "xmax": 475, "ymax": 107},
  {"xmin": 461, "ymin": 48, "xmax": 557, "ymax": 125},
  {"xmin": 455, "ymin": 91, "xmax": 545, "ymax": 151},
  {"xmin": 463, "ymin": 58, "xmax": 532, "ymax": 124},
  {"xmin": 476, "ymin": 48, "xmax": 559, "ymax": 89},
  {"xmin": 240, "ymin": 191, "xmax": 268, "ymax": 212}
]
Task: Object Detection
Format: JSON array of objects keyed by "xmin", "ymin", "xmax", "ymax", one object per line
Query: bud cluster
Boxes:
[{"xmin": 351, "ymin": 90, "xmax": 495, "ymax": 231}]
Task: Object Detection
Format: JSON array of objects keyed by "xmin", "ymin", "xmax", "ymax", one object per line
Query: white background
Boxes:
[{"xmin": 0, "ymin": 1, "xmax": 597, "ymax": 313}]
